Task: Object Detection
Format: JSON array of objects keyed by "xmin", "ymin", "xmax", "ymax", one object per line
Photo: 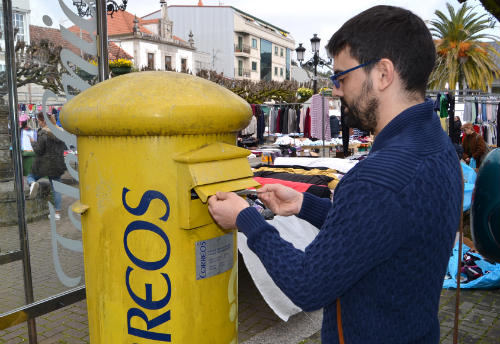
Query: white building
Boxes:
[
  {"xmin": 0, "ymin": 0, "xmax": 31, "ymax": 72},
  {"xmin": 142, "ymin": 3, "xmax": 295, "ymax": 81},
  {"xmin": 108, "ymin": 3, "xmax": 210, "ymax": 74}
]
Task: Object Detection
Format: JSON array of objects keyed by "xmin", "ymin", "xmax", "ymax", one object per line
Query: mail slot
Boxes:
[{"xmin": 60, "ymin": 71, "xmax": 254, "ymax": 343}]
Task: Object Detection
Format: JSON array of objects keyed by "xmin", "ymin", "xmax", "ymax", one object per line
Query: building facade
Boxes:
[
  {"xmin": 107, "ymin": 3, "xmax": 210, "ymax": 74},
  {"xmin": 142, "ymin": 5, "xmax": 295, "ymax": 81},
  {"xmin": 0, "ymin": 0, "xmax": 31, "ymax": 72}
]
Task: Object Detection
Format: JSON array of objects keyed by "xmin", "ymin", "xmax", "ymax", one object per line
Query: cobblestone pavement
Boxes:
[
  {"xmin": 300, "ymin": 288, "xmax": 500, "ymax": 344},
  {"xmin": 0, "ymin": 189, "xmax": 283, "ymax": 344},
  {"xmin": 1, "ymin": 189, "xmax": 499, "ymax": 343}
]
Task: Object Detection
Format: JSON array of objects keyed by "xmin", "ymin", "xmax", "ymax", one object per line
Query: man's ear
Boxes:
[{"xmin": 374, "ymin": 58, "xmax": 394, "ymax": 91}]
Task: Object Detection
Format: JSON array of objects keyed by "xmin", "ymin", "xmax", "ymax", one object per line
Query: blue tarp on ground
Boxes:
[
  {"xmin": 443, "ymin": 243, "xmax": 500, "ymax": 289},
  {"xmin": 461, "ymin": 161, "xmax": 476, "ymax": 211}
]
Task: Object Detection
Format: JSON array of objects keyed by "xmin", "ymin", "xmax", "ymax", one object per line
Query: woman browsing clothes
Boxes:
[{"xmin": 461, "ymin": 122, "xmax": 487, "ymax": 169}]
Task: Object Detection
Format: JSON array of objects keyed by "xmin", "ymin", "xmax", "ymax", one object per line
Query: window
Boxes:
[
  {"xmin": 280, "ymin": 68, "xmax": 283, "ymax": 76},
  {"xmin": 280, "ymin": 48, "xmax": 283, "ymax": 57},
  {"xmin": 147, "ymin": 53, "xmax": 155, "ymax": 70},
  {"xmin": 0, "ymin": 12, "xmax": 24, "ymax": 43},
  {"xmin": 181, "ymin": 58, "xmax": 187, "ymax": 72},
  {"xmin": 165, "ymin": 56, "xmax": 172, "ymax": 70},
  {"xmin": 238, "ymin": 36, "xmax": 243, "ymax": 50},
  {"xmin": 252, "ymin": 61, "xmax": 257, "ymax": 71},
  {"xmin": 0, "ymin": 64, "xmax": 5, "ymax": 72},
  {"xmin": 274, "ymin": 66, "xmax": 278, "ymax": 75},
  {"xmin": 275, "ymin": 46, "xmax": 278, "ymax": 55},
  {"xmin": 238, "ymin": 60, "xmax": 243, "ymax": 76},
  {"xmin": 13, "ymin": 13, "xmax": 24, "ymax": 42},
  {"xmin": 252, "ymin": 38, "xmax": 257, "ymax": 49}
]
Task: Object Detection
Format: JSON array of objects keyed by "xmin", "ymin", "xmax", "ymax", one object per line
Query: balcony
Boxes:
[
  {"xmin": 235, "ymin": 68, "xmax": 251, "ymax": 78},
  {"xmin": 234, "ymin": 44, "xmax": 251, "ymax": 56}
]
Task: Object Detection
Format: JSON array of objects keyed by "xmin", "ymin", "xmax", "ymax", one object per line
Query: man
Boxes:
[
  {"xmin": 209, "ymin": 6, "xmax": 461, "ymax": 343},
  {"xmin": 28, "ymin": 112, "xmax": 66, "ymax": 220},
  {"xmin": 461, "ymin": 122, "xmax": 487, "ymax": 169}
]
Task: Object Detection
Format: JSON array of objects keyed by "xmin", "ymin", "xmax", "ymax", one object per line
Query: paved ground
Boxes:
[
  {"xmin": 1, "ymin": 180, "xmax": 499, "ymax": 344},
  {"xmin": 300, "ymin": 289, "xmax": 500, "ymax": 344}
]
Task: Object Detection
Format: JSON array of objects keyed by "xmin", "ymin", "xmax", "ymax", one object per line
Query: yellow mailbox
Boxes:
[{"xmin": 61, "ymin": 71, "xmax": 259, "ymax": 343}]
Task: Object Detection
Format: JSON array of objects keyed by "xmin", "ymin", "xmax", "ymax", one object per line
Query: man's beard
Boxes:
[{"xmin": 341, "ymin": 78, "xmax": 379, "ymax": 133}]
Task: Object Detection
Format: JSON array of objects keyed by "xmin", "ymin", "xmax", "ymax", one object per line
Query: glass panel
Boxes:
[
  {"xmin": 1, "ymin": 1, "xmax": 99, "ymax": 340},
  {"xmin": 260, "ymin": 39, "xmax": 271, "ymax": 81},
  {"xmin": 22, "ymin": 0, "xmax": 98, "ymax": 300},
  {"xmin": 1, "ymin": 0, "xmax": 22, "ymax": 317}
]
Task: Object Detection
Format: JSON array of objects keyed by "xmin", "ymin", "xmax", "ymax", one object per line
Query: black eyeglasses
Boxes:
[{"xmin": 330, "ymin": 59, "xmax": 380, "ymax": 89}]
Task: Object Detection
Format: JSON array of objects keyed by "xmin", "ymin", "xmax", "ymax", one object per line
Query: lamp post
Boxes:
[
  {"xmin": 295, "ymin": 34, "xmax": 331, "ymax": 94},
  {"xmin": 72, "ymin": 0, "xmax": 128, "ymax": 17}
]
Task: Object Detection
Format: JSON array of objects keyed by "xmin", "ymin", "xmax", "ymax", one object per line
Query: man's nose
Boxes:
[{"xmin": 332, "ymin": 86, "xmax": 343, "ymax": 97}]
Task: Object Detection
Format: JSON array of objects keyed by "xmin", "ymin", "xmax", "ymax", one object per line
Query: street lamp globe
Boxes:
[
  {"xmin": 310, "ymin": 34, "xmax": 320, "ymax": 53},
  {"xmin": 295, "ymin": 43, "xmax": 306, "ymax": 63}
]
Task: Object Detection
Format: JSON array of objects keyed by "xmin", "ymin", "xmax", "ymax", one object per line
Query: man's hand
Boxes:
[
  {"xmin": 208, "ymin": 192, "xmax": 249, "ymax": 230},
  {"xmin": 257, "ymin": 184, "xmax": 303, "ymax": 216}
]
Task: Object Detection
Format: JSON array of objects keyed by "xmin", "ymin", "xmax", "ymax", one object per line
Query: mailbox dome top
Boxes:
[{"xmin": 60, "ymin": 72, "xmax": 252, "ymax": 136}]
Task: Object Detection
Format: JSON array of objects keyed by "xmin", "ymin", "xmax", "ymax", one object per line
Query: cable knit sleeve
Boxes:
[
  {"xmin": 297, "ymin": 192, "xmax": 332, "ymax": 229},
  {"xmin": 236, "ymin": 178, "xmax": 406, "ymax": 311}
]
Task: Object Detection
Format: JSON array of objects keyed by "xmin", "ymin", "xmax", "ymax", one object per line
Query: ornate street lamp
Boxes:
[
  {"xmin": 295, "ymin": 34, "xmax": 332, "ymax": 94},
  {"xmin": 72, "ymin": 0, "xmax": 128, "ymax": 17}
]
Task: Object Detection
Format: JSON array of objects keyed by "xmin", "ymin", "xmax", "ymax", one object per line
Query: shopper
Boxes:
[
  {"xmin": 462, "ymin": 122, "xmax": 488, "ymax": 169},
  {"xmin": 209, "ymin": 5, "xmax": 462, "ymax": 343},
  {"xmin": 28, "ymin": 112, "xmax": 66, "ymax": 220},
  {"xmin": 452, "ymin": 115, "xmax": 462, "ymax": 144}
]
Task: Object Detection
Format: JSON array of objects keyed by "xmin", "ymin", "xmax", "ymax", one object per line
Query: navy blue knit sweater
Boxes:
[{"xmin": 236, "ymin": 101, "xmax": 462, "ymax": 343}]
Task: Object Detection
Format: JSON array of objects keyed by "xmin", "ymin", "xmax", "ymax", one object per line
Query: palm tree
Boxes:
[{"xmin": 428, "ymin": 2, "xmax": 500, "ymax": 91}]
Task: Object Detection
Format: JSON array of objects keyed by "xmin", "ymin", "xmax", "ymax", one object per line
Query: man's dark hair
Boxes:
[{"xmin": 326, "ymin": 5, "xmax": 435, "ymax": 97}]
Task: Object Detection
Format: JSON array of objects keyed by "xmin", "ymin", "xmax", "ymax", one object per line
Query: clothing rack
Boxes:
[
  {"xmin": 462, "ymin": 96, "xmax": 499, "ymax": 147},
  {"xmin": 428, "ymin": 90, "xmax": 499, "ymax": 145}
]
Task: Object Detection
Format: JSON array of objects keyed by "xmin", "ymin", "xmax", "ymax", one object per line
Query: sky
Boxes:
[{"xmin": 31, "ymin": 0, "xmax": 499, "ymax": 61}]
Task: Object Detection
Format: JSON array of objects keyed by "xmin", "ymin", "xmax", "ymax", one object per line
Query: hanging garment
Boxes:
[
  {"xmin": 282, "ymin": 107, "xmax": 289, "ymax": 134},
  {"xmin": 304, "ymin": 108, "xmax": 311, "ymax": 138},
  {"xmin": 463, "ymin": 102, "xmax": 472, "ymax": 122},
  {"xmin": 288, "ymin": 108, "xmax": 297, "ymax": 134},
  {"xmin": 276, "ymin": 109, "xmax": 282, "ymax": 133},
  {"xmin": 486, "ymin": 104, "xmax": 493, "ymax": 121},
  {"xmin": 242, "ymin": 115, "xmax": 258, "ymax": 137},
  {"xmin": 270, "ymin": 107, "xmax": 278, "ymax": 134},
  {"xmin": 481, "ymin": 102, "xmax": 487, "ymax": 122},
  {"xmin": 471, "ymin": 101, "xmax": 477, "ymax": 122},
  {"xmin": 433, "ymin": 93, "xmax": 441, "ymax": 113},
  {"xmin": 295, "ymin": 108, "xmax": 301, "ymax": 133},
  {"xmin": 439, "ymin": 94, "xmax": 448, "ymax": 118},
  {"xmin": 299, "ymin": 106, "xmax": 307, "ymax": 133},
  {"xmin": 310, "ymin": 94, "xmax": 331, "ymax": 140}
]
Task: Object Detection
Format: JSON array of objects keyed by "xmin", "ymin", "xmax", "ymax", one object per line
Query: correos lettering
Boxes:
[
  {"xmin": 122, "ymin": 187, "xmax": 172, "ymax": 342},
  {"xmin": 199, "ymin": 242, "xmax": 206, "ymax": 278}
]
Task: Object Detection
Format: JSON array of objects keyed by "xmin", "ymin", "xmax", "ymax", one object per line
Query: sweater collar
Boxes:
[{"xmin": 370, "ymin": 100, "xmax": 434, "ymax": 154}]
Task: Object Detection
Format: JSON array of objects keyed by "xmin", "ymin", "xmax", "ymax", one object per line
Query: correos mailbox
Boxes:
[{"xmin": 61, "ymin": 71, "xmax": 258, "ymax": 343}]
